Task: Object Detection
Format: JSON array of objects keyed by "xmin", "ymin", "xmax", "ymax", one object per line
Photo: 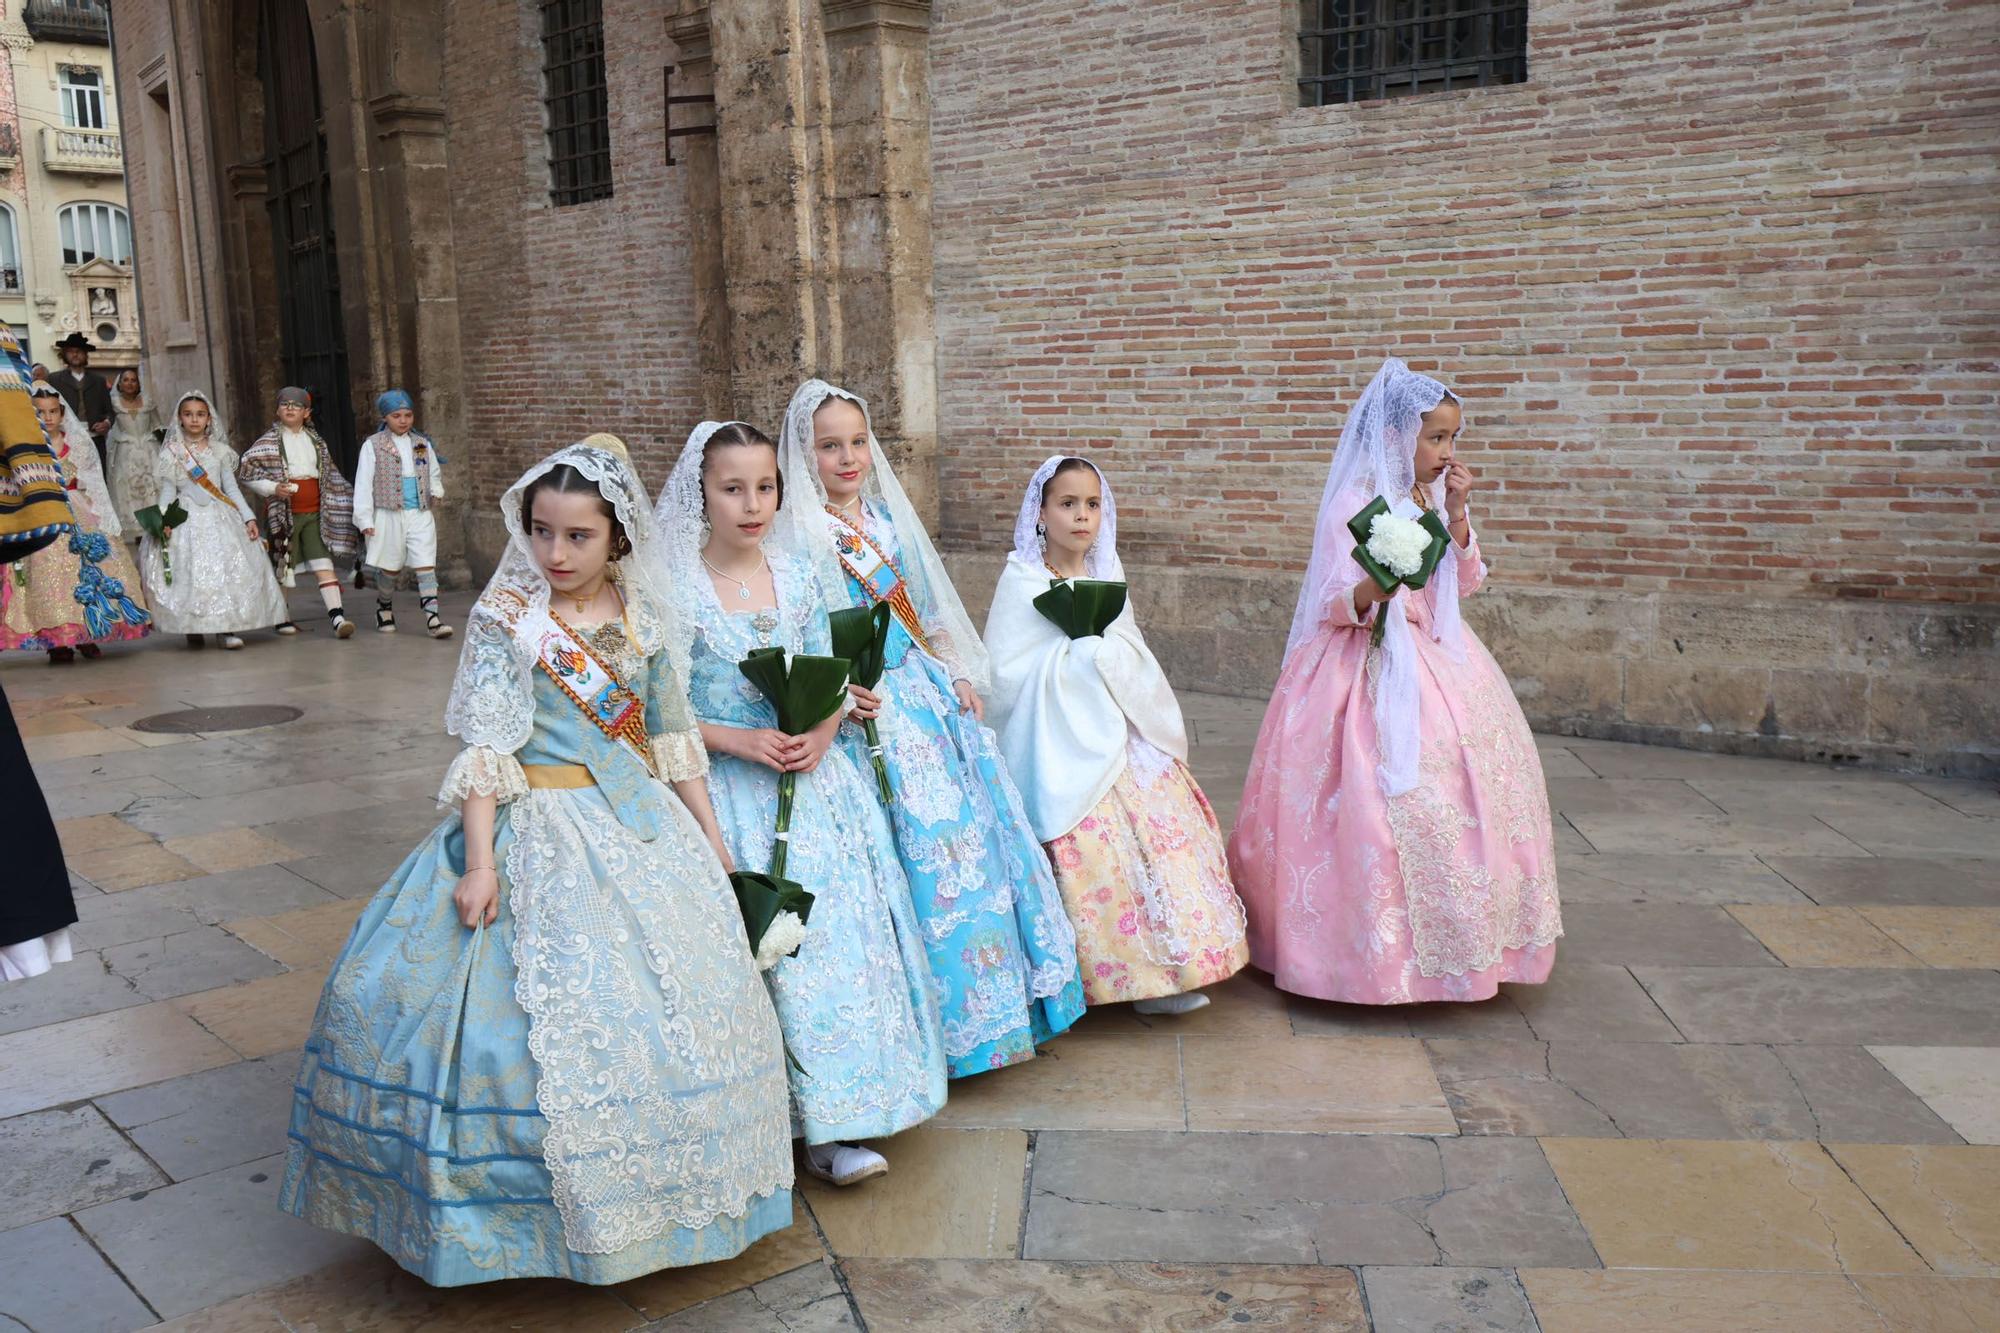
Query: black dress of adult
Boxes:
[{"xmin": 0, "ymin": 638, "xmax": 74, "ymax": 960}]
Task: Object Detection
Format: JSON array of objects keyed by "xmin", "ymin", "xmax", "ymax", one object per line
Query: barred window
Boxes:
[
  {"xmin": 1299, "ymin": 1, "xmax": 1527, "ymax": 107},
  {"xmin": 541, "ymin": 0, "xmax": 611, "ymax": 205}
]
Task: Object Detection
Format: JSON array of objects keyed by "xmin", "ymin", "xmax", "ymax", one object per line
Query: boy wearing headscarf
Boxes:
[
  {"xmin": 351, "ymin": 387, "xmax": 451, "ymax": 638},
  {"xmin": 239, "ymin": 386, "xmax": 358, "ymax": 638}
]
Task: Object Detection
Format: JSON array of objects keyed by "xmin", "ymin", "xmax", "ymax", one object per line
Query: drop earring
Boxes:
[{"xmin": 1035, "ymin": 522, "xmax": 1047, "ymax": 556}]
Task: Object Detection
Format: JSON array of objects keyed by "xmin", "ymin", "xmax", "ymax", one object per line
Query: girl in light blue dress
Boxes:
[
  {"xmin": 779, "ymin": 381, "xmax": 1085, "ymax": 1076},
  {"xmin": 281, "ymin": 436, "xmax": 793, "ymax": 1285},
  {"xmin": 652, "ymin": 420, "xmax": 948, "ymax": 1188}
]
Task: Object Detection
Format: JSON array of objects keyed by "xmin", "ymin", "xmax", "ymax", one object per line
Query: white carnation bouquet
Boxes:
[{"xmin": 1345, "ymin": 496, "xmax": 1452, "ymax": 645}]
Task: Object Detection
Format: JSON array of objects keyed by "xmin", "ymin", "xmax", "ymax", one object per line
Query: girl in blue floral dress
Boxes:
[
  {"xmin": 779, "ymin": 381, "xmax": 1084, "ymax": 1075},
  {"xmin": 652, "ymin": 420, "xmax": 947, "ymax": 1187},
  {"xmin": 281, "ymin": 436, "xmax": 793, "ymax": 1285}
]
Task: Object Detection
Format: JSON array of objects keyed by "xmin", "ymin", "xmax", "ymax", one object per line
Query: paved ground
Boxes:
[{"xmin": 2, "ymin": 588, "xmax": 1997, "ymax": 1331}]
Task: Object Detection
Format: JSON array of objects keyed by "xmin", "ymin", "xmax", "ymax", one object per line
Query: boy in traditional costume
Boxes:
[
  {"xmin": 239, "ymin": 387, "xmax": 359, "ymax": 638},
  {"xmin": 351, "ymin": 387, "xmax": 451, "ymax": 638}
]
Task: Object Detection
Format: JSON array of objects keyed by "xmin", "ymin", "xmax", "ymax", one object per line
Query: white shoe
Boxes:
[
  {"xmin": 1133, "ymin": 992, "xmax": 1210, "ymax": 1016},
  {"xmin": 219, "ymin": 634, "xmax": 246, "ymax": 651},
  {"xmin": 803, "ymin": 1142, "xmax": 888, "ymax": 1186}
]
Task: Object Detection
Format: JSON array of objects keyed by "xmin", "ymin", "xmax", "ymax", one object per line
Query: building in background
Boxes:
[
  {"xmin": 105, "ymin": 1, "xmax": 1997, "ymax": 775},
  {"xmin": 0, "ymin": 0, "xmax": 136, "ymax": 373}
]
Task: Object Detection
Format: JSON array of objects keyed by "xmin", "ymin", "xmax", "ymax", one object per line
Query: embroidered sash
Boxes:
[
  {"xmin": 169, "ymin": 437, "xmax": 237, "ymax": 510},
  {"xmin": 825, "ymin": 506, "xmax": 935, "ymax": 657},
  {"xmin": 534, "ymin": 610, "xmax": 655, "ymax": 775}
]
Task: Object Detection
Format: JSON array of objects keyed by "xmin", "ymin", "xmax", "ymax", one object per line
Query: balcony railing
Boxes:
[
  {"xmin": 25, "ymin": 0, "xmax": 109, "ymax": 44},
  {"xmin": 41, "ymin": 126, "xmax": 121, "ymax": 176}
]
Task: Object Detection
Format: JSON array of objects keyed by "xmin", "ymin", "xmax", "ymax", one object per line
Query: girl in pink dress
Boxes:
[{"xmin": 1229, "ymin": 358, "xmax": 1563, "ymax": 1004}]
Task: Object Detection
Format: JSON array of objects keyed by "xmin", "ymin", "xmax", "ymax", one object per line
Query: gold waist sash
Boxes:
[{"xmin": 522, "ymin": 763, "xmax": 594, "ymax": 790}]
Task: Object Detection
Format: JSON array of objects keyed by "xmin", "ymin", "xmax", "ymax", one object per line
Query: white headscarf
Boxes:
[
  {"xmin": 442, "ymin": 434, "xmax": 675, "ymax": 755},
  {"xmin": 30, "ymin": 382, "xmax": 118, "ymax": 537},
  {"xmin": 1009, "ymin": 453, "xmax": 1120, "ymax": 578},
  {"xmin": 1285, "ymin": 357, "xmax": 1472, "ymax": 798},
  {"xmin": 777, "ymin": 379, "xmax": 991, "ymax": 691}
]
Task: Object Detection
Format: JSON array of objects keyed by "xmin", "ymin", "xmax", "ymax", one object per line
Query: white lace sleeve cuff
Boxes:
[
  {"xmin": 437, "ymin": 746, "xmax": 529, "ymax": 806},
  {"xmin": 651, "ymin": 730, "xmax": 708, "ymax": 782}
]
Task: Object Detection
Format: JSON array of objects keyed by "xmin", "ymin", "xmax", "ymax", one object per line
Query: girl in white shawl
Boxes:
[{"xmin": 984, "ymin": 456, "xmax": 1248, "ymax": 1014}]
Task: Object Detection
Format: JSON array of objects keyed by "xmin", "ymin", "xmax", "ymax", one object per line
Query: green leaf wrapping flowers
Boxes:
[
  {"xmin": 133, "ymin": 500, "xmax": 189, "ymax": 586},
  {"xmin": 737, "ymin": 646, "xmax": 851, "ymax": 880},
  {"xmin": 1346, "ymin": 496, "xmax": 1452, "ymax": 646},
  {"xmin": 1032, "ymin": 578, "xmax": 1129, "ymax": 640},
  {"xmin": 729, "ymin": 869, "xmax": 815, "ymax": 1073},
  {"xmin": 827, "ymin": 603, "xmax": 896, "ymax": 806}
]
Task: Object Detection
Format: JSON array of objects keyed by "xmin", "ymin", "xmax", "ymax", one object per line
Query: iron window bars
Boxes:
[
  {"xmin": 1299, "ymin": 0, "xmax": 1527, "ymax": 107},
  {"xmin": 542, "ymin": 0, "xmax": 613, "ymax": 204}
]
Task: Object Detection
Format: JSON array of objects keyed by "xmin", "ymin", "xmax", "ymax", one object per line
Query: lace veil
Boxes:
[
  {"xmin": 29, "ymin": 383, "xmax": 118, "ymax": 537},
  {"xmin": 776, "ymin": 379, "xmax": 991, "ymax": 690},
  {"xmin": 1285, "ymin": 357, "xmax": 1468, "ymax": 797},
  {"xmin": 1008, "ymin": 453, "xmax": 1121, "ymax": 579},
  {"xmin": 442, "ymin": 434, "xmax": 675, "ymax": 755}
]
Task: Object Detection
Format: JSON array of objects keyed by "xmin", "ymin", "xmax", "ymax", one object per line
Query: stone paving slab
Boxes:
[
  {"xmin": 1521, "ymin": 1269, "xmax": 2000, "ymax": 1333},
  {"xmin": 1553, "ymin": 852, "xmax": 1811, "ymax": 905},
  {"xmin": 1428, "ymin": 1039, "xmax": 1960, "ymax": 1144},
  {"xmin": 97, "ymin": 1055, "xmax": 299, "ymax": 1181},
  {"xmin": 0, "ymin": 1216, "xmax": 159, "ymax": 1333},
  {"xmin": 1024, "ymin": 1131, "xmax": 1597, "ymax": 1269},
  {"xmin": 800, "ymin": 1127, "xmax": 1026, "ymax": 1260},
  {"xmin": 1361, "ymin": 1266, "xmax": 1540, "ymax": 1333},
  {"xmin": 1867, "ymin": 1046, "xmax": 2000, "ymax": 1144},
  {"xmin": 0, "ymin": 1002, "xmax": 238, "ymax": 1119},
  {"xmin": 1540, "ymin": 1138, "xmax": 1924, "ymax": 1274},
  {"xmin": 841, "ymin": 1258, "xmax": 1369, "ymax": 1332},
  {"xmin": 147, "ymin": 1253, "xmax": 646, "ymax": 1332},
  {"xmin": 617, "ymin": 1216, "xmax": 828, "ymax": 1321},
  {"xmin": 1182, "ymin": 1035, "xmax": 1455, "ymax": 1135},
  {"xmin": 650, "ymin": 1260, "xmax": 857, "ymax": 1331},
  {"xmin": 72, "ymin": 1152, "xmax": 376, "ymax": 1318},
  {"xmin": 1503, "ymin": 963, "xmax": 1683, "ymax": 1043},
  {"xmin": 0, "ymin": 1103, "xmax": 167, "ymax": 1227},
  {"xmin": 1725, "ymin": 905, "xmax": 1927, "ymax": 968},
  {"xmin": 1634, "ymin": 966, "xmax": 2000, "ymax": 1046},
  {"xmin": 1762, "ymin": 854, "xmax": 2000, "ymax": 906},
  {"xmin": 100, "ymin": 926, "xmax": 286, "ymax": 1000},
  {"xmin": 1826, "ymin": 1144, "xmax": 2000, "ymax": 1276},
  {"xmin": 0, "ymin": 950, "xmax": 145, "ymax": 1035},
  {"xmin": 1551, "ymin": 903, "xmax": 1778, "ymax": 967}
]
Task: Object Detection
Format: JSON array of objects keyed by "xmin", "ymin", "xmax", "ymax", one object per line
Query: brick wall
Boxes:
[
  {"xmin": 929, "ymin": 0, "xmax": 2000, "ymax": 772},
  {"xmin": 444, "ymin": 0, "xmax": 705, "ymax": 567}
]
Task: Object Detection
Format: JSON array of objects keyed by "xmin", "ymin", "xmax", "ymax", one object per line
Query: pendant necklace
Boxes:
[{"xmin": 702, "ymin": 550, "xmax": 768, "ymax": 602}]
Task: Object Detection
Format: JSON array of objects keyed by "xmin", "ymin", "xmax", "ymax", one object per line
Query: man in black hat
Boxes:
[{"xmin": 51, "ymin": 332, "xmax": 114, "ymax": 469}]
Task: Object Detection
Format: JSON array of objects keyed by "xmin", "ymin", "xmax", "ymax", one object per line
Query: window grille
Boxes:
[
  {"xmin": 58, "ymin": 202, "xmax": 131, "ymax": 265},
  {"xmin": 1299, "ymin": 1, "xmax": 1527, "ymax": 107},
  {"xmin": 542, "ymin": 0, "xmax": 612, "ymax": 205}
]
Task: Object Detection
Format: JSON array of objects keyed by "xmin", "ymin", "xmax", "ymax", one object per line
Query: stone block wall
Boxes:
[{"xmin": 928, "ymin": 0, "xmax": 2000, "ymax": 774}]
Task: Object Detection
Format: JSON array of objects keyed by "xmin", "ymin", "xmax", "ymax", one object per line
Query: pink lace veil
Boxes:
[{"xmin": 1284, "ymin": 357, "xmax": 1467, "ymax": 797}]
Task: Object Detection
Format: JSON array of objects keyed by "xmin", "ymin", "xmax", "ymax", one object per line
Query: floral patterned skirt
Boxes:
[{"xmin": 1046, "ymin": 734, "xmax": 1249, "ymax": 1005}]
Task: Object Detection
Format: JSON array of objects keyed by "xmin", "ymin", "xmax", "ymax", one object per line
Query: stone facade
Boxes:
[{"xmin": 108, "ymin": 0, "xmax": 1997, "ymax": 774}]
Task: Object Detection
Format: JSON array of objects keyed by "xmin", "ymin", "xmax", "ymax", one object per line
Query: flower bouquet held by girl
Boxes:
[
  {"xmin": 281, "ymin": 436, "xmax": 794, "ymax": 1285},
  {"xmin": 779, "ymin": 380, "xmax": 1083, "ymax": 1078},
  {"xmin": 1229, "ymin": 357, "xmax": 1563, "ymax": 1005},
  {"xmin": 652, "ymin": 419, "xmax": 947, "ymax": 1189},
  {"xmin": 985, "ymin": 456, "xmax": 1249, "ymax": 1016}
]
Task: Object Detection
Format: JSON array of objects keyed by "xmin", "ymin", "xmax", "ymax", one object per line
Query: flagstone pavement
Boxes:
[{"xmin": 3, "ymin": 590, "xmax": 1997, "ymax": 1332}]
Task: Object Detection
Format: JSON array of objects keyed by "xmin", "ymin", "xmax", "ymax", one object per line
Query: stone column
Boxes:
[
  {"xmin": 667, "ymin": 6, "xmax": 734, "ymax": 420},
  {"xmin": 696, "ymin": 0, "xmax": 939, "ymax": 515}
]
